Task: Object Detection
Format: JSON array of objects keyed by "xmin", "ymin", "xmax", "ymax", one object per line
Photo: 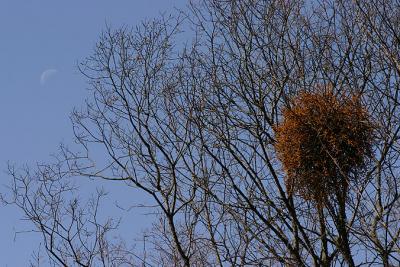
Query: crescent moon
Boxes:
[{"xmin": 40, "ymin": 69, "xmax": 58, "ymax": 85}]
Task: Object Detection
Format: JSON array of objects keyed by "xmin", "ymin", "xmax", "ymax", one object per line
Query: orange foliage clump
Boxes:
[{"xmin": 274, "ymin": 88, "xmax": 374, "ymax": 204}]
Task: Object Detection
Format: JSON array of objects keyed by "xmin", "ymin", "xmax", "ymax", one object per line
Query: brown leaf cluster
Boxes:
[{"xmin": 275, "ymin": 88, "xmax": 374, "ymax": 204}]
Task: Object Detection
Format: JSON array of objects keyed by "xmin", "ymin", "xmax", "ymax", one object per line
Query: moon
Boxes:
[{"xmin": 40, "ymin": 69, "xmax": 58, "ymax": 85}]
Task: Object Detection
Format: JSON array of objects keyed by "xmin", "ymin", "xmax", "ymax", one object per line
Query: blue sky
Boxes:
[{"xmin": 0, "ymin": 1, "xmax": 186, "ymax": 265}]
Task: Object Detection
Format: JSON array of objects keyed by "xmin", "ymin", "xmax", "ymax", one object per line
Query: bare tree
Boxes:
[
  {"xmin": 4, "ymin": 0, "xmax": 400, "ymax": 266},
  {"xmin": 3, "ymin": 161, "xmax": 136, "ymax": 266}
]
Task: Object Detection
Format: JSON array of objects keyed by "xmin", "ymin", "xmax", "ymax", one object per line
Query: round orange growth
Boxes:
[{"xmin": 274, "ymin": 88, "xmax": 374, "ymax": 204}]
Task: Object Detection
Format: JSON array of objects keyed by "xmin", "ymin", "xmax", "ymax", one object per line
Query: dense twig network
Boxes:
[
  {"xmin": 275, "ymin": 87, "xmax": 374, "ymax": 204},
  {"xmin": 4, "ymin": 0, "xmax": 400, "ymax": 266}
]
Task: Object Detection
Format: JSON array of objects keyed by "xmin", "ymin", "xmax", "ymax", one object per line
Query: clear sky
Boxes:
[{"xmin": 0, "ymin": 1, "xmax": 186, "ymax": 265}]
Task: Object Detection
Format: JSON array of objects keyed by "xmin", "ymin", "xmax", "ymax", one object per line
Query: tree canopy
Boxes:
[{"xmin": 3, "ymin": 0, "xmax": 400, "ymax": 266}]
